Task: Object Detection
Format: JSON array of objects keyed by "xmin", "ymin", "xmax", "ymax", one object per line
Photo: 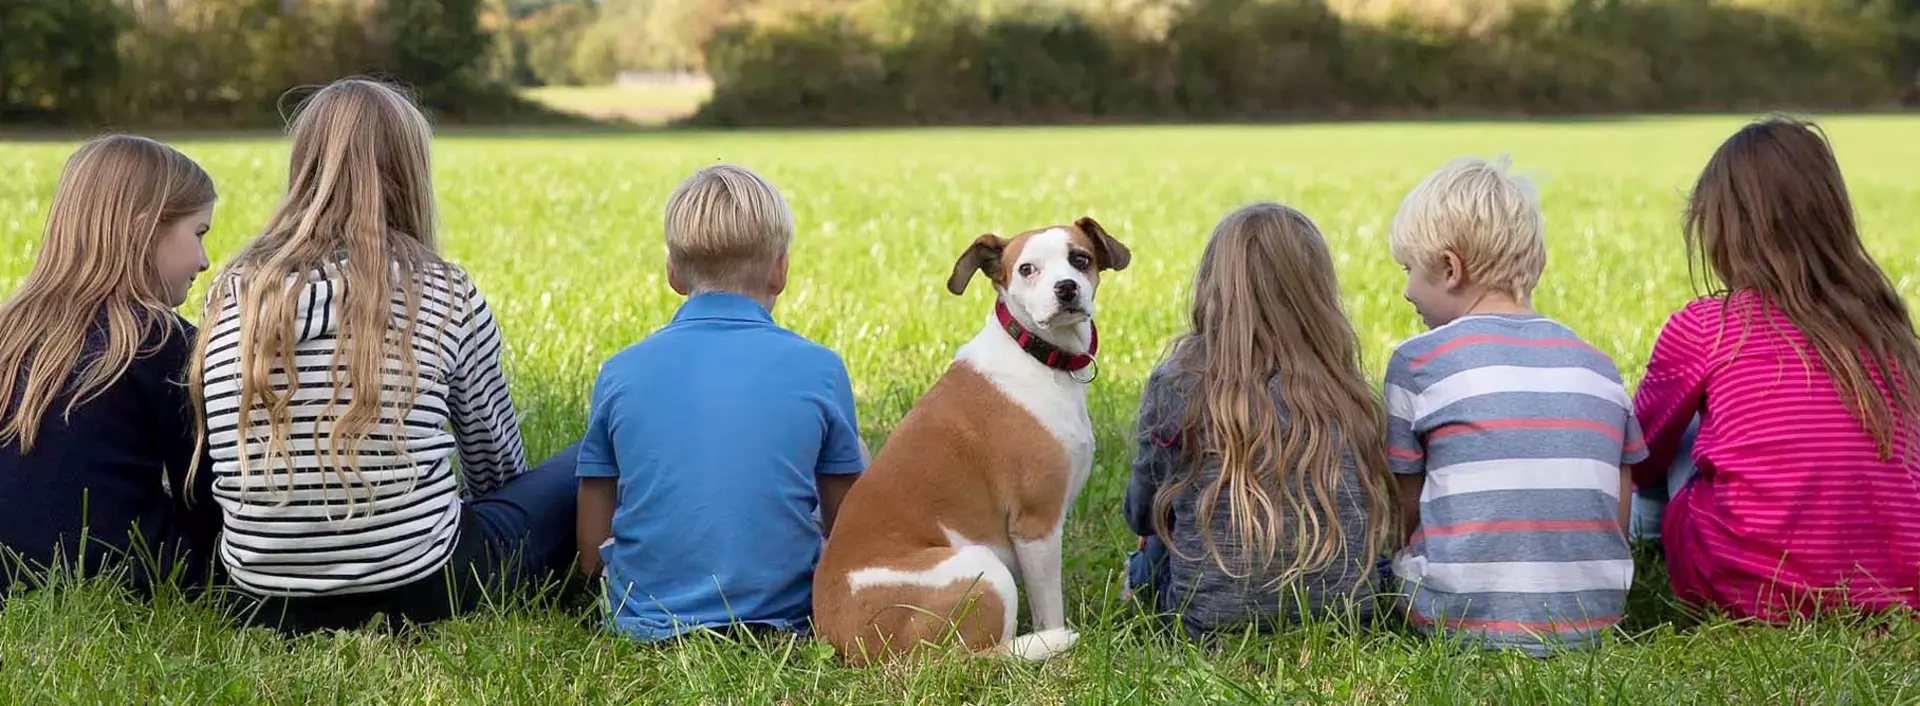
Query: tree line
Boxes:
[{"xmin": 4, "ymin": 0, "xmax": 1916, "ymax": 128}]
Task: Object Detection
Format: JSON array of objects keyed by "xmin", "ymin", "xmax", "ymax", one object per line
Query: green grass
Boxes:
[{"xmin": 4, "ymin": 115, "xmax": 1920, "ymax": 702}]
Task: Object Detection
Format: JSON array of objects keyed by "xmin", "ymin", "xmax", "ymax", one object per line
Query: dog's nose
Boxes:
[{"xmin": 1054, "ymin": 280, "xmax": 1079, "ymax": 302}]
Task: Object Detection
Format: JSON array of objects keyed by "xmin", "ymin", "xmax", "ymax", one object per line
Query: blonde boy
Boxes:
[
  {"xmin": 1382, "ymin": 156, "xmax": 1647, "ymax": 655},
  {"xmin": 576, "ymin": 164, "xmax": 867, "ymax": 641}
]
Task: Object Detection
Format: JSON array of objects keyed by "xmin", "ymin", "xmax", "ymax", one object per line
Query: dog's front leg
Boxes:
[{"xmin": 1013, "ymin": 527, "xmax": 1067, "ymax": 630}]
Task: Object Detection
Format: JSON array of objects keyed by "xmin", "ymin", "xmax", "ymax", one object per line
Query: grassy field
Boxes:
[{"xmin": 3, "ymin": 116, "xmax": 1920, "ymax": 703}]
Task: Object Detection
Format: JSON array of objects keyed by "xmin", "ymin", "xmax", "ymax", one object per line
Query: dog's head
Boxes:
[{"xmin": 947, "ymin": 216, "xmax": 1130, "ymax": 331}]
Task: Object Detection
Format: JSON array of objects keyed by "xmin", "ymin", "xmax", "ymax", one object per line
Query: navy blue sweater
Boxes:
[{"xmin": 0, "ymin": 311, "xmax": 219, "ymax": 600}]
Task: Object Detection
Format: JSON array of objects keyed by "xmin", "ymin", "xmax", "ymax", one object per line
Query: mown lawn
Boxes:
[{"xmin": 2, "ymin": 116, "xmax": 1918, "ymax": 703}]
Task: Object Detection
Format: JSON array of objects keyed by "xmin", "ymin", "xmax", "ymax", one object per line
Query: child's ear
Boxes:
[
  {"xmin": 667, "ymin": 262, "xmax": 691, "ymax": 296},
  {"xmin": 947, "ymin": 234, "xmax": 1007, "ymax": 295},
  {"xmin": 768, "ymin": 252, "xmax": 790, "ymax": 296},
  {"xmin": 1440, "ymin": 251, "xmax": 1467, "ymax": 291}
]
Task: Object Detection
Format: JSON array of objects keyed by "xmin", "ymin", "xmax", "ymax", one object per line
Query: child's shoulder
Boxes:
[
  {"xmin": 123, "ymin": 308, "xmax": 194, "ymax": 369},
  {"xmin": 720, "ymin": 319, "xmax": 849, "ymax": 371},
  {"xmin": 1384, "ymin": 315, "xmax": 1505, "ymax": 370},
  {"xmin": 1387, "ymin": 314, "xmax": 1621, "ymax": 382},
  {"xmin": 604, "ymin": 320, "xmax": 849, "ymax": 380},
  {"xmin": 766, "ymin": 327, "xmax": 853, "ymax": 378},
  {"xmin": 1140, "ymin": 347, "xmax": 1198, "ymax": 405},
  {"xmin": 1144, "ymin": 346, "xmax": 1190, "ymax": 385},
  {"xmin": 1664, "ymin": 294, "xmax": 1734, "ymax": 320},
  {"xmin": 1638, "ymin": 295, "xmax": 1750, "ymax": 347}
]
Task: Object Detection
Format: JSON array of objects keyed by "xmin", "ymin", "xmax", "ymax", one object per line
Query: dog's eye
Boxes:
[
  {"xmin": 1018, "ymin": 263, "xmax": 1037, "ymax": 277},
  {"xmin": 1069, "ymin": 252, "xmax": 1091, "ymax": 270}
]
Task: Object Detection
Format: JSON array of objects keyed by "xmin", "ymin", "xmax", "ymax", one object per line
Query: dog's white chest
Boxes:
[
  {"xmin": 1057, "ymin": 400, "xmax": 1095, "ymax": 495},
  {"xmin": 955, "ymin": 324, "xmax": 1098, "ymax": 496}
]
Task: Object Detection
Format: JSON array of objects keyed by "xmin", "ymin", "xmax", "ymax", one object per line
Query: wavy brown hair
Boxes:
[
  {"xmin": 185, "ymin": 77, "xmax": 456, "ymax": 513},
  {"xmin": 1152, "ymin": 203, "xmax": 1396, "ymax": 588},
  {"xmin": 0, "ymin": 135, "xmax": 214, "ymax": 452},
  {"xmin": 1686, "ymin": 116, "xmax": 1920, "ymax": 461}
]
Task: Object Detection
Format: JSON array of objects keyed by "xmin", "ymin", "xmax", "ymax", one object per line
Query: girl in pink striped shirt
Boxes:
[{"xmin": 1631, "ymin": 116, "xmax": 1920, "ymax": 621}]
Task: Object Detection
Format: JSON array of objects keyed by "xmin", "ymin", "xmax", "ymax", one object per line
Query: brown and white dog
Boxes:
[{"xmin": 812, "ymin": 217, "xmax": 1130, "ymax": 665}]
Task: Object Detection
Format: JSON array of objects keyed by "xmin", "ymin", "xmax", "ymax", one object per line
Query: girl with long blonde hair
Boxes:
[
  {"xmin": 1120, "ymin": 202, "xmax": 1395, "ymax": 638},
  {"xmin": 187, "ymin": 77, "xmax": 579, "ymax": 633},
  {"xmin": 0, "ymin": 134, "xmax": 220, "ymax": 600}
]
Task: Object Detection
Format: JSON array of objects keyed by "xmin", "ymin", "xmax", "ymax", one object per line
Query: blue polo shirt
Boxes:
[{"xmin": 578, "ymin": 292, "xmax": 866, "ymax": 640}]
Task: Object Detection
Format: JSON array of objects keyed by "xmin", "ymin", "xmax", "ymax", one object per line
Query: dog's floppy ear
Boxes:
[
  {"xmin": 947, "ymin": 234, "xmax": 1007, "ymax": 295},
  {"xmin": 1075, "ymin": 216, "xmax": 1131, "ymax": 272}
]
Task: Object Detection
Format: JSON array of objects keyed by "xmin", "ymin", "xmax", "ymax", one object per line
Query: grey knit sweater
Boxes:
[{"xmin": 1122, "ymin": 354, "xmax": 1380, "ymax": 639}]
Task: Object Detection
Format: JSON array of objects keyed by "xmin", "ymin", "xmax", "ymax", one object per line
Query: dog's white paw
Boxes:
[{"xmin": 1003, "ymin": 628, "xmax": 1079, "ymax": 661}]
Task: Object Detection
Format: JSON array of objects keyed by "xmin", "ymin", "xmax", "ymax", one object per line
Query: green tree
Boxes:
[
  {"xmin": 380, "ymin": 0, "xmax": 492, "ymax": 89},
  {"xmin": 0, "ymin": 0, "xmax": 128, "ymax": 121},
  {"xmin": 520, "ymin": 1, "xmax": 600, "ymax": 84}
]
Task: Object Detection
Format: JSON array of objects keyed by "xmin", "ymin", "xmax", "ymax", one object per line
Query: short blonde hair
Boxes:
[
  {"xmin": 664, "ymin": 164, "xmax": 795, "ymax": 294},
  {"xmin": 1389, "ymin": 155, "xmax": 1546, "ymax": 297}
]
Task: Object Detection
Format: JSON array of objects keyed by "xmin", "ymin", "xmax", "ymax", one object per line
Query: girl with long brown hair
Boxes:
[
  {"xmin": 1631, "ymin": 116, "xmax": 1920, "ymax": 620},
  {"xmin": 0, "ymin": 134, "xmax": 220, "ymax": 600},
  {"xmin": 186, "ymin": 77, "xmax": 579, "ymax": 633},
  {"xmin": 1120, "ymin": 203, "xmax": 1395, "ymax": 638}
]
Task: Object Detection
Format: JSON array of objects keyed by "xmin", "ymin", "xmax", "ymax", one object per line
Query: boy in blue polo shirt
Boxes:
[{"xmin": 575, "ymin": 164, "xmax": 867, "ymax": 641}]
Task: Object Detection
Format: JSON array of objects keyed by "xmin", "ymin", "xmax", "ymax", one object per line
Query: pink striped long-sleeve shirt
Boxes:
[{"xmin": 1633, "ymin": 293, "xmax": 1920, "ymax": 620}]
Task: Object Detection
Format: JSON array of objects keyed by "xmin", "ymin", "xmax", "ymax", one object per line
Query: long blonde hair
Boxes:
[
  {"xmin": 0, "ymin": 135, "xmax": 215, "ymax": 452},
  {"xmin": 186, "ymin": 77, "xmax": 453, "ymax": 512},
  {"xmin": 1152, "ymin": 203, "xmax": 1396, "ymax": 588}
]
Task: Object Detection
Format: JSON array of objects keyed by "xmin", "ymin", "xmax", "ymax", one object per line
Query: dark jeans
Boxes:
[
  {"xmin": 1124, "ymin": 535, "xmax": 1171, "ymax": 608},
  {"xmin": 234, "ymin": 443, "xmax": 581, "ymax": 635}
]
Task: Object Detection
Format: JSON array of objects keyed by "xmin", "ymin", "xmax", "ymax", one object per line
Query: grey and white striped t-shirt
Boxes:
[
  {"xmin": 1385, "ymin": 313, "xmax": 1647, "ymax": 655},
  {"xmin": 198, "ymin": 262, "xmax": 528, "ymax": 597}
]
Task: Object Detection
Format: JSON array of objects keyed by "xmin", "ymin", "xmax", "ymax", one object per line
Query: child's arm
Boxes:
[
  {"xmin": 815, "ymin": 360, "xmax": 867, "ymax": 537},
  {"xmin": 574, "ymin": 369, "xmax": 622, "ymax": 577},
  {"xmin": 1618, "ymin": 465, "xmax": 1633, "ymax": 532},
  {"xmin": 1630, "ymin": 308, "xmax": 1710, "ymax": 488},
  {"xmin": 1396, "ymin": 475, "xmax": 1424, "ymax": 543},
  {"xmin": 818, "ymin": 472, "xmax": 858, "ymax": 538},
  {"xmin": 1124, "ymin": 367, "xmax": 1178, "ymax": 537},
  {"xmin": 577, "ymin": 478, "xmax": 616, "ymax": 577},
  {"xmin": 156, "ymin": 323, "xmax": 222, "ymax": 554},
  {"xmin": 1384, "ymin": 351, "xmax": 1428, "ymax": 544},
  {"xmin": 448, "ymin": 277, "xmax": 530, "ymax": 496}
]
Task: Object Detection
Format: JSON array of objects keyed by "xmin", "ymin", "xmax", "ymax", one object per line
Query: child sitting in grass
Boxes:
[
  {"xmin": 0, "ymin": 135, "xmax": 221, "ymax": 602},
  {"xmin": 1121, "ymin": 202, "xmax": 1396, "ymax": 640},
  {"xmin": 1382, "ymin": 155, "xmax": 1645, "ymax": 656},
  {"xmin": 189, "ymin": 78, "xmax": 579, "ymax": 635},
  {"xmin": 575, "ymin": 164, "xmax": 868, "ymax": 641},
  {"xmin": 1630, "ymin": 117, "xmax": 1920, "ymax": 621}
]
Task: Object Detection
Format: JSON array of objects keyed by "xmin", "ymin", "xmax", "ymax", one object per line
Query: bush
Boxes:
[
  {"xmin": 382, "ymin": 0, "xmax": 492, "ymax": 94},
  {"xmin": 698, "ymin": 12, "xmax": 893, "ymax": 125},
  {"xmin": 1163, "ymin": 0, "xmax": 1347, "ymax": 118},
  {"xmin": 0, "ymin": 0, "xmax": 129, "ymax": 122},
  {"xmin": 519, "ymin": 1, "xmax": 599, "ymax": 85},
  {"xmin": 690, "ymin": 0, "xmax": 1912, "ymax": 126},
  {"xmin": 104, "ymin": 0, "xmax": 377, "ymax": 127},
  {"xmin": 5, "ymin": 0, "xmax": 578, "ymax": 129}
]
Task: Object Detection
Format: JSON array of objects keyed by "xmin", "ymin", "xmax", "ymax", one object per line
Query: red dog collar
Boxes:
[{"xmin": 995, "ymin": 300, "xmax": 1097, "ymax": 374}]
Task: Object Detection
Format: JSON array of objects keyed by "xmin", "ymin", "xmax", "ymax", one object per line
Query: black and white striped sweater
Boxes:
[{"xmin": 198, "ymin": 263, "xmax": 528, "ymax": 596}]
